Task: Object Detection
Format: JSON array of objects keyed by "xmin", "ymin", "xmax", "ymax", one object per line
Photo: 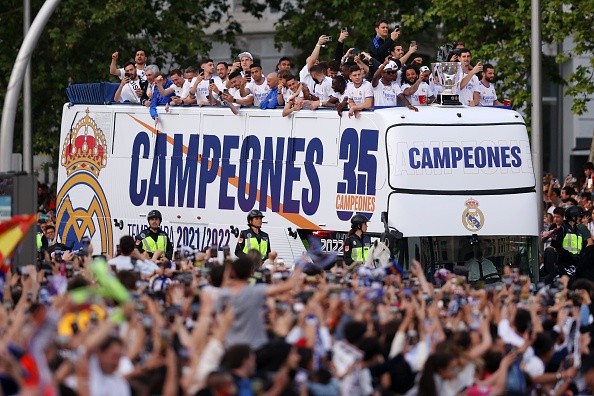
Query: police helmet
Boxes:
[
  {"xmin": 350, "ymin": 214, "xmax": 369, "ymax": 229},
  {"xmin": 247, "ymin": 209, "xmax": 265, "ymax": 222},
  {"xmin": 564, "ymin": 205, "xmax": 581, "ymax": 222},
  {"xmin": 147, "ymin": 209, "xmax": 162, "ymax": 222}
]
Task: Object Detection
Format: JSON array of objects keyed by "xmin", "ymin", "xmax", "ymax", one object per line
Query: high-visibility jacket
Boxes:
[
  {"xmin": 562, "ymin": 232, "xmax": 583, "ymax": 255},
  {"xmin": 136, "ymin": 228, "xmax": 172, "ymax": 259},
  {"xmin": 235, "ymin": 228, "xmax": 271, "ymax": 259},
  {"xmin": 36, "ymin": 233, "xmax": 43, "ymax": 250},
  {"xmin": 343, "ymin": 233, "xmax": 371, "ymax": 266}
]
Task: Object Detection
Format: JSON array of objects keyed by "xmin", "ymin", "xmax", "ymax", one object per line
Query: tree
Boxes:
[
  {"xmin": 273, "ymin": 0, "xmax": 435, "ymax": 67},
  {"xmin": 0, "ymin": 0, "xmax": 245, "ymax": 161},
  {"xmin": 424, "ymin": 0, "xmax": 594, "ymax": 118}
]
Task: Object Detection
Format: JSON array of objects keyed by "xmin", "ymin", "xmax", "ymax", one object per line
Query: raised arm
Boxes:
[{"xmin": 110, "ymin": 52, "xmax": 120, "ymax": 77}]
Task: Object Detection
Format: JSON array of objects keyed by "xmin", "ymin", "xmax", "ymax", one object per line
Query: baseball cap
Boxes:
[
  {"xmin": 238, "ymin": 52, "xmax": 253, "ymax": 61},
  {"xmin": 419, "ymin": 65, "xmax": 430, "ymax": 73},
  {"xmin": 384, "ymin": 61, "xmax": 399, "ymax": 71}
]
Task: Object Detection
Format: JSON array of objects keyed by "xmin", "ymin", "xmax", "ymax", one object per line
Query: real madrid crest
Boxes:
[
  {"xmin": 462, "ymin": 198, "xmax": 484, "ymax": 232},
  {"xmin": 56, "ymin": 108, "xmax": 113, "ymax": 255}
]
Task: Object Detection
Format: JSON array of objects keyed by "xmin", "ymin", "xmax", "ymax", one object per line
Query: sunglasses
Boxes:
[{"xmin": 384, "ymin": 70, "xmax": 397, "ymax": 74}]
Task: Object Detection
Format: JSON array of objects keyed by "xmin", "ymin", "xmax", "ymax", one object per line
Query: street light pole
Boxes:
[
  {"xmin": 0, "ymin": 0, "xmax": 60, "ymax": 172},
  {"xmin": 23, "ymin": 0, "xmax": 32, "ymax": 173}
]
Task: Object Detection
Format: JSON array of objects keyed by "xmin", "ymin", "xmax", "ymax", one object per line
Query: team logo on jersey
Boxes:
[
  {"xmin": 462, "ymin": 198, "xmax": 484, "ymax": 232},
  {"xmin": 56, "ymin": 109, "xmax": 113, "ymax": 254}
]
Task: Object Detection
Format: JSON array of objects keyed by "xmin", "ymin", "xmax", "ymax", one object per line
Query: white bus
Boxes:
[{"xmin": 56, "ymin": 104, "xmax": 539, "ymax": 275}]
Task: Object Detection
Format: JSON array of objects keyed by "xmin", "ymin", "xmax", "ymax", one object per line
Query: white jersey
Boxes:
[
  {"xmin": 345, "ymin": 80, "xmax": 374, "ymax": 105},
  {"xmin": 313, "ymin": 76, "xmax": 333, "ymax": 103},
  {"xmin": 456, "ymin": 70, "xmax": 480, "ymax": 106},
  {"xmin": 172, "ymin": 80, "xmax": 191, "ymax": 99},
  {"xmin": 283, "ymin": 87, "xmax": 303, "ymax": 103},
  {"xmin": 373, "ymin": 80, "xmax": 401, "ymax": 107},
  {"xmin": 329, "ymin": 90, "xmax": 347, "ymax": 103},
  {"xmin": 401, "ymin": 81, "xmax": 430, "ymax": 106},
  {"xmin": 299, "ymin": 65, "xmax": 316, "ymax": 92},
  {"xmin": 477, "ymin": 81, "xmax": 498, "ymax": 106},
  {"xmin": 118, "ymin": 78, "xmax": 143, "ymax": 104},
  {"xmin": 246, "ymin": 78, "xmax": 270, "ymax": 106},
  {"xmin": 191, "ymin": 76, "xmax": 224, "ymax": 103},
  {"xmin": 117, "ymin": 67, "xmax": 146, "ymax": 82}
]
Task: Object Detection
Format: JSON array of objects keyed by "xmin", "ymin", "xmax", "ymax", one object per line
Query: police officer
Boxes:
[
  {"xmin": 135, "ymin": 209, "xmax": 173, "ymax": 262},
  {"xmin": 343, "ymin": 214, "xmax": 371, "ymax": 268},
  {"xmin": 551, "ymin": 205, "xmax": 585, "ymax": 277},
  {"xmin": 235, "ymin": 209, "xmax": 271, "ymax": 260}
]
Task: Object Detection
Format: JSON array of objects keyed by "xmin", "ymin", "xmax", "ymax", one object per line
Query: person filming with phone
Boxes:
[
  {"xmin": 113, "ymin": 62, "xmax": 147, "ymax": 104},
  {"xmin": 369, "ymin": 19, "xmax": 401, "ymax": 62}
]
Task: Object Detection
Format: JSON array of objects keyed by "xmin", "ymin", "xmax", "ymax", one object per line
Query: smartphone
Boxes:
[
  {"xmin": 223, "ymin": 245, "xmax": 230, "ymax": 258},
  {"xmin": 209, "ymin": 78, "xmax": 215, "ymax": 84},
  {"xmin": 394, "ymin": 25, "xmax": 400, "ymax": 31},
  {"xmin": 209, "ymin": 244, "xmax": 218, "ymax": 258},
  {"xmin": 411, "ymin": 41, "xmax": 417, "ymax": 46},
  {"xmin": 223, "ymin": 89, "xmax": 229, "ymax": 94},
  {"xmin": 352, "ymin": 48, "xmax": 359, "ymax": 55},
  {"xmin": 245, "ymin": 70, "xmax": 251, "ymax": 77},
  {"xmin": 326, "ymin": 36, "xmax": 332, "ymax": 42},
  {"xmin": 341, "ymin": 27, "xmax": 348, "ymax": 33}
]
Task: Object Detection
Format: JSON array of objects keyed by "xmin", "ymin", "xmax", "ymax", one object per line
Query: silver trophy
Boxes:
[{"xmin": 432, "ymin": 62, "xmax": 461, "ymax": 105}]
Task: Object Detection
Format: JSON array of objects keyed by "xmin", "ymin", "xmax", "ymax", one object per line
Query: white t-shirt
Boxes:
[
  {"xmin": 108, "ymin": 255, "xmax": 159, "ymax": 277},
  {"xmin": 456, "ymin": 70, "xmax": 480, "ymax": 106},
  {"xmin": 117, "ymin": 67, "xmax": 146, "ymax": 82},
  {"xmin": 330, "ymin": 90, "xmax": 347, "ymax": 103},
  {"xmin": 283, "ymin": 87, "xmax": 303, "ymax": 103},
  {"xmin": 299, "ymin": 65, "xmax": 316, "ymax": 92},
  {"xmin": 118, "ymin": 78, "xmax": 143, "ymax": 104},
  {"xmin": 345, "ymin": 80, "xmax": 374, "ymax": 105},
  {"xmin": 191, "ymin": 76, "xmax": 225, "ymax": 103},
  {"xmin": 172, "ymin": 80, "xmax": 191, "ymax": 99},
  {"xmin": 89, "ymin": 354, "xmax": 131, "ymax": 396},
  {"xmin": 373, "ymin": 79, "xmax": 401, "ymax": 107},
  {"xmin": 313, "ymin": 76, "xmax": 333, "ymax": 103},
  {"xmin": 246, "ymin": 78, "xmax": 270, "ymax": 106},
  {"xmin": 477, "ymin": 81, "xmax": 498, "ymax": 106},
  {"xmin": 401, "ymin": 81, "xmax": 430, "ymax": 106}
]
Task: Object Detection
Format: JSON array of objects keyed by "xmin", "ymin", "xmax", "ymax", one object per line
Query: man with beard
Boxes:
[
  {"xmin": 475, "ymin": 64, "xmax": 503, "ymax": 106},
  {"xmin": 114, "ymin": 62, "xmax": 147, "ymax": 104},
  {"xmin": 401, "ymin": 65, "xmax": 431, "ymax": 106}
]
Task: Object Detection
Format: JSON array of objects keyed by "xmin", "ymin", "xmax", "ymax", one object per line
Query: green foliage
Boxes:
[
  {"xmin": 0, "ymin": 0, "xmax": 244, "ymax": 160},
  {"xmin": 424, "ymin": 0, "xmax": 593, "ymax": 121},
  {"xmin": 274, "ymin": 0, "xmax": 434, "ymax": 66}
]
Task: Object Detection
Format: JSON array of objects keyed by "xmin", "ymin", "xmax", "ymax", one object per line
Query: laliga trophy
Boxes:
[{"xmin": 432, "ymin": 62, "xmax": 461, "ymax": 105}]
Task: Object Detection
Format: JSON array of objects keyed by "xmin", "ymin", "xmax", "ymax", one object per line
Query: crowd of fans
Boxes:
[
  {"xmin": 109, "ymin": 20, "xmax": 506, "ymax": 121},
  {"xmin": 4, "ymin": 19, "xmax": 594, "ymax": 396}
]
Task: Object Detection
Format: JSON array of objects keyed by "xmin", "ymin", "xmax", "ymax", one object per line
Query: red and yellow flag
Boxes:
[{"xmin": 0, "ymin": 214, "xmax": 37, "ymax": 263}]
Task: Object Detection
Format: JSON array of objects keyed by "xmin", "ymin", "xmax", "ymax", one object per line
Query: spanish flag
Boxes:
[{"xmin": 0, "ymin": 214, "xmax": 37, "ymax": 263}]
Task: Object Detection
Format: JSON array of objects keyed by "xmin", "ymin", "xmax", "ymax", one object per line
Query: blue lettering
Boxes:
[
  {"xmin": 501, "ymin": 146, "xmax": 511, "ymax": 167},
  {"xmin": 130, "ymin": 132, "xmax": 150, "ymax": 206},
  {"xmin": 303, "ymin": 138, "xmax": 323, "ymax": 215},
  {"xmin": 475, "ymin": 147, "xmax": 486, "ymax": 168},
  {"xmin": 358, "ymin": 129, "xmax": 378, "ymax": 195},
  {"xmin": 511, "ymin": 146, "xmax": 522, "ymax": 167},
  {"xmin": 451, "ymin": 147, "xmax": 463, "ymax": 168},
  {"xmin": 432, "ymin": 147, "xmax": 450, "ymax": 168},
  {"xmin": 487, "ymin": 147, "xmax": 500, "ymax": 167},
  {"xmin": 259, "ymin": 137, "xmax": 284, "ymax": 212},
  {"xmin": 168, "ymin": 134, "xmax": 199, "ymax": 207},
  {"xmin": 146, "ymin": 133, "xmax": 167, "ymax": 206},
  {"xmin": 238, "ymin": 136, "xmax": 261, "ymax": 212},
  {"xmin": 463, "ymin": 146, "xmax": 474, "ymax": 168},
  {"xmin": 409, "ymin": 148, "xmax": 420, "ymax": 169},
  {"xmin": 219, "ymin": 135, "xmax": 239, "ymax": 210},
  {"xmin": 198, "ymin": 135, "xmax": 221, "ymax": 208},
  {"xmin": 284, "ymin": 138, "xmax": 304, "ymax": 213},
  {"xmin": 421, "ymin": 148, "xmax": 433, "ymax": 168}
]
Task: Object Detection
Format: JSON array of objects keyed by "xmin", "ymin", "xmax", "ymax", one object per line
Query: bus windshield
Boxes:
[{"xmin": 401, "ymin": 235, "xmax": 539, "ymax": 281}]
